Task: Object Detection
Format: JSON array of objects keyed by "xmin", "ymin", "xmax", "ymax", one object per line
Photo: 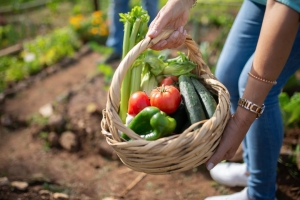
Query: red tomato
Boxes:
[
  {"xmin": 159, "ymin": 76, "xmax": 179, "ymax": 87},
  {"xmin": 150, "ymin": 85, "xmax": 181, "ymax": 114},
  {"xmin": 128, "ymin": 91, "xmax": 151, "ymax": 116}
]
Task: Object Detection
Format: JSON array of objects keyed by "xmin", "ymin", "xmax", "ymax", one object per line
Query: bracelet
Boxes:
[
  {"xmin": 248, "ymin": 72, "xmax": 277, "ymax": 85},
  {"xmin": 238, "ymin": 98, "xmax": 265, "ymax": 118}
]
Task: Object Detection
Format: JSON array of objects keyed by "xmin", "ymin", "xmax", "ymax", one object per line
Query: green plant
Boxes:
[
  {"xmin": 97, "ymin": 63, "xmax": 114, "ymax": 84},
  {"xmin": 87, "ymin": 41, "xmax": 112, "ymax": 55},
  {"xmin": 279, "ymin": 92, "xmax": 300, "ymax": 128},
  {"xmin": 28, "ymin": 113, "xmax": 48, "ymax": 126},
  {"xmin": 22, "ymin": 27, "xmax": 81, "ymax": 67},
  {"xmin": 69, "ymin": 10, "xmax": 109, "ymax": 43},
  {"xmin": 0, "ymin": 24, "xmax": 21, "ymax": 49}
]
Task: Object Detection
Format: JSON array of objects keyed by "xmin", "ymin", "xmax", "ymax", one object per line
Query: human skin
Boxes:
[{"xmin": 146, "ymin": 0, "xmax": 300, "ymax": 170}]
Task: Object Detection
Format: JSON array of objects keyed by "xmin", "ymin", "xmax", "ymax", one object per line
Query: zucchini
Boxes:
[
  {"xmin": 190, "ymin": 77, "xmax": 217, "ymax": 118},
  {"xmin": 178, "ymin": 75, "xmax": 206, "ymax": 129},
  {"xmin": 169, "ymin": 100, "xmax": 189, "ymax": 134}
]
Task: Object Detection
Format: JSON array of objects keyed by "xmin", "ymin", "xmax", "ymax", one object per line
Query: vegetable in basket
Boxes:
[
  {"xmin": 159, "ymin": 76, "xmax": 178, "ymax": 87},
  {"xmin": 178, "ymin": 75, "xmax": 207, "ymax": 130},
  {"xmin": 128, "ymin": 91, "xmax": 151, "ymax": 116},
  {"xmin": 119, "ymin": 6, "xmax": 150, "ymax": 123},
  {"xmin": 122, "ymin": 106, "xmax": 176, "ymax": 141},
  {"xmin": 178, "ymin": 74, "xmax": 218, "ymax": 130},
  {"xmin": 150, "ymin": 85, "xmax": 181, "ymax": 115}
]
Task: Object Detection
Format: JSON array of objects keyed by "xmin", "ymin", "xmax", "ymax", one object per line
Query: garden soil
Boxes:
[{"xmin": 0, "ymin": 47, "xmax": 299, "ymax": 200}]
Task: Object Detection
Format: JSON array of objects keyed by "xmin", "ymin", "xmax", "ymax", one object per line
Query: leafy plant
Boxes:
[
  {"xmin": 87, "ymin": 41, "xmax": 112, "ymax": 55},
  {"xmin": 28, "ymin": 113, "xmax": 48, "ymax": 126},
  {"xmin": 22, "ymin": 27, "xmax": 81, "ymax": 67},
  {"xmin": 279, "ymin": 92, "xmax": 300, "ymax": 128},
  {"xmin": 69, "ymin": 10, "xmax": 109, "ymax": 43},
  {"xmin": 0, "ymin": 24, "xmax": 21, "ymax": 49},
  {"xmin": 97, "ymin": 63, "xmax": 114, "ymax": 84}
]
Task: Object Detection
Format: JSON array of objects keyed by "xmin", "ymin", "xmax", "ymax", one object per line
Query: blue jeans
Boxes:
[
  {"xmin": 105, "ymin": 0, "xmax": 158, "ymax": 55},
  {"xmin": 215, "ymin": 0, "xmax": 300, "ymax": 199}
]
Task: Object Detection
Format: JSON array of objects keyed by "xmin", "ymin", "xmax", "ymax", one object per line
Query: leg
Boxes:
[
  {"xmin": 215, "ymin": 0, "xmax": 265, "ymax": 170},
  {"xmin": 105, "ymin": 0, "xmax": 130, "ymax": 56},
  {"xmin": 215, "ymin": 0, "xmax": 264, "ymax": 114},
  {"xmin": 142, "ymin": 0, "xmax": 158, "ymax": 24}
]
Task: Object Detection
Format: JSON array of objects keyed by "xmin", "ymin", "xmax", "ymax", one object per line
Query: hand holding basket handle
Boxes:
[{"xmin": 101, "ymin": 29, "xmax": 231, "ymax": 175}]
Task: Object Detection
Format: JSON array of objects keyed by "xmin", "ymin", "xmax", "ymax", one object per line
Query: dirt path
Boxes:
[{"xmin": 2, "ymin": 50, "xmax": 102, "ymax": 121}]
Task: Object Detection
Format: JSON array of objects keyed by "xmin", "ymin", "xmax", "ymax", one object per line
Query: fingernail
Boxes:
[
  {"xmin": 184, "ymin": 30, "xmax": 187, "ymax": 36},
  {"xmin": 179, "ymin": 26, "xmax": 183, "ymax": 33},
  {"xmin": 207, "ymin": 162, "xmax": 214, "ymax": 171},
  {"xmin": 173, "ymin": 31, "xmax": 179, "ymax": 38},
  {"xmin": 147, "ymin": 29, "xmax": 157, "ymax": 36}
]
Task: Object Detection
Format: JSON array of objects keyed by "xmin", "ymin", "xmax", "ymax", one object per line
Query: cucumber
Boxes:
[
  {"xmin": 190, "ymin": 77, "xmax": 217, "ymax": 118},
  {"xmin": 178, "ymin": 75, "xmax": 206, "ymax": 129},
  {"xmin": 169, "ymin": 100, "xmax": 189, "ymax": 134}
]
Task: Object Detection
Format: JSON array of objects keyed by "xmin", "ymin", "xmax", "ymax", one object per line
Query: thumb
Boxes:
[{"xmin": 206, "ymin": 146, "xmax": 227, "ymax": 171}]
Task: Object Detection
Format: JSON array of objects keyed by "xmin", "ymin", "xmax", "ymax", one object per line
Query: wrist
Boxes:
[{"xmin": 233, "ymin": 106, "xmax": 256, "ymax": 129}]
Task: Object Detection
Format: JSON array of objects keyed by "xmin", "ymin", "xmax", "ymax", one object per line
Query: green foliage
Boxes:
[
  {"xmin": 0, "ymin": 25, "xmax": 21, "ymax": 49},
  {"xmin": 28, "ymin": 113, "xmax": 48, "ymax": 126},
  {"xmin": 0, "ymin": 0, "xmax": 35, "ymax": 7},
  {"xmin": 23, "ymin": 27, "xmax": 81, "ymax": 67},
  {"xmin": 0, "ymin": 27, "xmax": 81, "ymax": 93},
  {"xmin": 87, "ymin": 41, "xmax": 112, "ymax": 55},
  {"xmin": 97, "ymin": 63, "xmax": 114, "ymax": 84},
  {"xmin": 69, "ymin": 10, "xmax": 108, "ymax": 44},
  {"xmin": 279, "ymin": 92, "xmax": 300, "ymax": 128}
]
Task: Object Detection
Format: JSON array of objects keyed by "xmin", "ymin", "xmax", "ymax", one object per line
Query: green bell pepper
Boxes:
[{"xmin": 122, "ymin": 106, "xmax": 176, "ymax": 141}]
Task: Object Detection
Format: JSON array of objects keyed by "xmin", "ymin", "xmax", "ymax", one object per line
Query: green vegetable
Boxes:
[
  {"xmin": 123, "ymin": 106, "xmax": 176, "ymax": 141},
  {"xmin": 179, "ymin": 75, "xmax": 206, "ymax": 129},
  {"xmin": 140, "ymin": 63, "xmax": 158, "ymax": 96},
  {"xmin": 144, "ymin": 54, "xmax": 166, "ymax": 76},
  {"xmin": 162, "ymin": 52, "xmax": 197, "ymax": 76},
  {"xmin": 119, "ymin": 6, "xmax": 150, "ymax": 123},
  {"xmin": 190, "ymin": 77, "xmax": 217, "ymax": 118},
  {"xmin": 169, "ymin": 100, "xmax": 189, "ymax": 134}
]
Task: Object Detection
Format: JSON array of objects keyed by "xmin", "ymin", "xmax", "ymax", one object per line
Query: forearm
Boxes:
[{"xmin": 236, "ymin": 1, "xmax": 300, "ymax": 122}]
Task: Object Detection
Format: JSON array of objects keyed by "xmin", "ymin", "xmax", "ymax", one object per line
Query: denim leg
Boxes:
[
  {"xmin": 106, "ymin": 0, "xmax": 130, "ymax": 55},
  {"xmin": 238, "ymin": 27, "xmax": 300, "ymax": 199},
  {"xmin": 106, "ymin": 0, "xmax": 158, "ymax": 55},
  {"xmin": 142, "ymin": 0, "xmax": 158, "ymax": 24},
  {"xmin": 215, "ymin": 0, "xmax": 265, "ymax": 172},
  {"xmin": 215, "ymin": 0, "xmax": 264, "ymax": 115}
]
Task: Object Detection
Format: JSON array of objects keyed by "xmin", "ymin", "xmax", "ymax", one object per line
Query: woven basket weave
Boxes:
[{"xmin": 101, "ymin": 30, "xmax": 231, "ymax": 175}]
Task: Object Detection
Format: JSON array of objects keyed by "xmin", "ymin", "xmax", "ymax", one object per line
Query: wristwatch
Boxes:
[{"xmin": 238, "ymin": 98, "xmax": 265, "ymax": 118}]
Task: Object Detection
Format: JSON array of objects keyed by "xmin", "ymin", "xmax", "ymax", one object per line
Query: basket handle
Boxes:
[{"xmin": 106, "ymin": 29, "xmax": 216, "ymax": 140}]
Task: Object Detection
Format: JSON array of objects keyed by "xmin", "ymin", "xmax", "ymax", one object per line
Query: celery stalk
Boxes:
[
  {"xmin": 119, "ymin": 7, "xmax": 150, "ymax": 123},
  {"xmin": 119, "ymin": 20, "xmax": 132, "ymax": 123},
  {"xmin": 129, "ymin": 18, "xmax": 142, "ymax": 96}
]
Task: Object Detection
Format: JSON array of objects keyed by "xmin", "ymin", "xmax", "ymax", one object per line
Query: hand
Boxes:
[
  {"xmin": 205, "ymin": 108, "xmax": 256, "ymax": 170},
  {"xmin": 146, "ymin": 0, "xmax": 191, "ymax": 50}
]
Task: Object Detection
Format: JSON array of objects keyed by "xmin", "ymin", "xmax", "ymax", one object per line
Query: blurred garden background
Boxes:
[{"xmin": 0, "ymin": 0, "xmax": 299, "ymax": 199}]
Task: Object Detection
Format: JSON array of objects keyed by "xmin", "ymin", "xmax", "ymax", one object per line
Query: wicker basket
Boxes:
[{"xmin": 101, "ymin": 30, "xmax": 231, "ymax": 175}]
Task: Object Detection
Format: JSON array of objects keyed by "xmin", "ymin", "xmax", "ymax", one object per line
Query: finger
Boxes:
[
  {"xmin": 147, "ymin": 12, "xmax": 171, "ymax": 38},
  {"xmin": 150, "ymin": 40, "xmax": 168, "ymax": 51},
  {"xmin": 150, "ymin": 28, "xmax": 186, "ymax": 50},
  {"xmin": 163, "ymin": 27, "xmax": 186, "ymax": 48},
  {"xmin": 206, "ymin": 145, "xmax": 228, "ymax": 171}
]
